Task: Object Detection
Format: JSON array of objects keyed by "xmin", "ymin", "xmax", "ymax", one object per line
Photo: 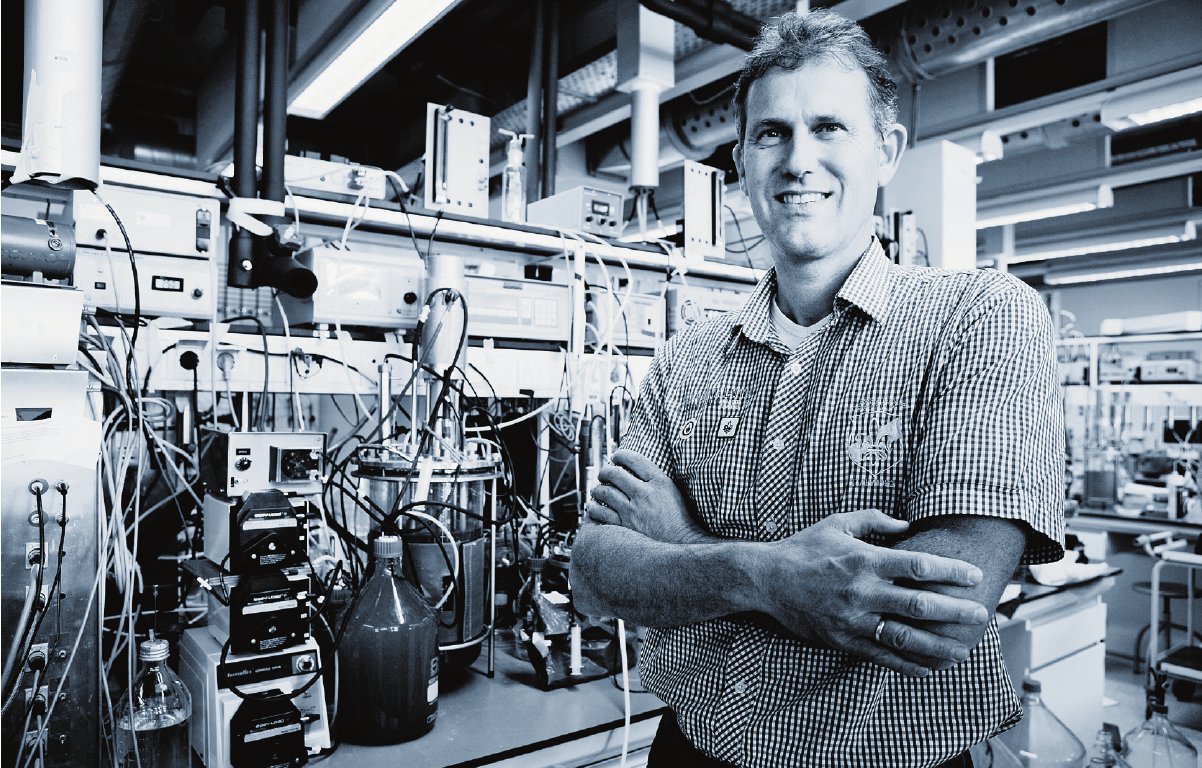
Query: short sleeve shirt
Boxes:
[{"xmin": 618, "ymin": 239, "xmax": 1066, "ymax": 768}]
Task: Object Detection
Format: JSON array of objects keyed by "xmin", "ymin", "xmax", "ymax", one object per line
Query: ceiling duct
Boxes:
[
  {"xmin": 885, "ymin": 0, "xmax": 1161, "ymax": 81},
  {"xmin": 638, "ymin": 0, "xmax": 759, "ymax": 51}
]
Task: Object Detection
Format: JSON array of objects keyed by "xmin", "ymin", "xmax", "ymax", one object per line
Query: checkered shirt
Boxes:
[{"xmin": 619, "ymin": 239, "xmax": 1065, "ymax": 768}]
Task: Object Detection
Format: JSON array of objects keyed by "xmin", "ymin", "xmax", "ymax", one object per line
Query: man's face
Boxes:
[{"xmin": 733, "ymin": 60, "xmax": 905, "ymax": 270}]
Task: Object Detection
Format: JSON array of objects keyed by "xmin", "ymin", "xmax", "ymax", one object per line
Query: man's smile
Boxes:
[{"xmin": 773, "ymin": 190, "xmax": 832, "ymax": 209}]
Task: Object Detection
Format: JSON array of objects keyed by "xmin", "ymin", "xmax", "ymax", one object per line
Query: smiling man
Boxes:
[{"xmin": 571, "ymin": 10, "xmax": 1066, "ymax": 768}]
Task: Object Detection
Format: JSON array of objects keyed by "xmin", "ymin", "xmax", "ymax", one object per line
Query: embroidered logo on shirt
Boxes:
[
  {"xmin": 846, "ymin": 398, "xmax": 902, "ymax": 485},
  {"xmin": 716, "ymin": 416, "xmax": 740, "ymax": 438}
]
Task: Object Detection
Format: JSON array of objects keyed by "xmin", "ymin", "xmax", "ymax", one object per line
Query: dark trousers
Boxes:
[{"xmin": 647, "ymin": 712, "xmax": 974, "ymax": 768}]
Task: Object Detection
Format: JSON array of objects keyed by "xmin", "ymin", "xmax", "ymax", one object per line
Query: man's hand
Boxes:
[
  {"xmin": 753, "ymin": 509, "xmax": 991, "ymax": 678},
  {"xmin": 586, "ymin": 449, "xmax": 713, "ymax": 544}
]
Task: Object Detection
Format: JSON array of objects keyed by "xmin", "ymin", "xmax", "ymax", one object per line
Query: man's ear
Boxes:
[
  {"xmin": 876, "ymin": 123, "xmax": 907, "ymax": 187},
  {"xmin": 732, "ymin": 142, "xmax": 747, "ymax": 195}
]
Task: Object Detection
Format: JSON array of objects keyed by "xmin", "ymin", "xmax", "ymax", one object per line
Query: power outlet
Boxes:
[
  {"xmin": 25, "ymin": 542, "xmax": 41, "ymax": 569},
  {"xmin": 216, "ymin": 349, "xmax": 240, "ymax": 375}
]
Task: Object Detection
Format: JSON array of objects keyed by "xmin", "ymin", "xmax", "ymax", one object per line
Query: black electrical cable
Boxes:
[
  {"xmin": 386, "ymin": 176, "xmax": 427, "ymax": 258},
  {"xmin": 424, "ymin": 210, "xmax": 444, "ymax": 262},
  {"xmin": 222, "ymin": 315, "xmax": 271, "ymax": 430},
  {"xmin": 355, "ymin": 288, "xmax": 468, "ymax": 512},
  {"xmin": 93, "ymin": 192, "xmax": 142, "ymax": 379},
  {"xmin": 2, "ymin": 485, "xmax": 67, "ymax": 710},
  {"xmin": 723, "ymin": 204, "xmax": 761, "ymax": 276},
  {"xmin": 219, "ymin": 561, "xmax": 346, "ymax": 702}
]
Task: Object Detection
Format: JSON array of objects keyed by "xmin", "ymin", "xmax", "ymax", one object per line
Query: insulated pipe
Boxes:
[
  {"xmin": 227, "ymin": 0, "xmax": 260, "ymax": 289},
  {"xmin": 256, "ymin": 0, "xmax": 317, "ymax": 298},
  {"xmin": 628, "ymin": 85, "xmax": 663, "ymax": 190},
  {"xmin": 261, "ymin": 0, "xmax": 288, "ymax": 202},
  {"xmin": 525, "ymin": 0, "xmax": 546, "ymax": 203},
  {"xmin": 540, "ymin": 0, "xmax": 560, "ymax": 198},
  {"xmin": 638, "ymin": 0, "xmax": 757, "ymax": 51},
  {"xmin": 890, "ymin": 0, "xmax": 1161, "ymax": 81},
  {"xmin": 17, "ymin": 0, "xmax": 102, "ymax": 188}
]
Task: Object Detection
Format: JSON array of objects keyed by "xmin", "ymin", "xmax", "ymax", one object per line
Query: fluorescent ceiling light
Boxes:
[
  {"xmin": 1011, "ymin": 220, "xmax": 1197, "ymax": 264},
  {"xmin": 1100, "ymin": 76, "xmax": 1202, "ymax": 131},
  {"xmin": 289, "ymin": 0, "xmax": 461, "ymax": 120},
  {"xmin": 976, "ymin": 185, "xmax": 1113, "ymax": 230},
  {"xmin": 1045, "ymin": 259, "xmax": 1202, "ymax": 285}
]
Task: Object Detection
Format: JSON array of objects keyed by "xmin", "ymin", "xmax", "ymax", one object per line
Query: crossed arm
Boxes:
[{"xmin": 572, "ymin": 449, "xmax": 1026, "ymax": 677}]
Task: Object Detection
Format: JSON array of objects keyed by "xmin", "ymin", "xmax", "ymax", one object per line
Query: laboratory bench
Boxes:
[
  {"xmin": 319, "ymin": 573, "xmax": 1122, "ymax": 767},
  {"xmin": 1068, "ymin": 508, "xmax": 1202, "ymax": 539},
  {"xmin": 321, "ymin": 633, "xmax": 666, "ymax": 768}
]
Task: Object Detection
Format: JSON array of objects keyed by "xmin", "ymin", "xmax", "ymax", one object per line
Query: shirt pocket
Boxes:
[{"xmin": 670, "ymin": 396, "xmax": 733, "ymax": 525}]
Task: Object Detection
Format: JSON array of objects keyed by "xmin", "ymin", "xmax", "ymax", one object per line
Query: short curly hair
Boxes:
[{"xmin": 734, "ymin": 10, "xmax": 898, "ymax": 144}]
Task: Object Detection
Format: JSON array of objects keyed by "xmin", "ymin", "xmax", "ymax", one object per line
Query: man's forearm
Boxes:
[
  {"xmin": 891, "ymin": 515, "xmax": 1026, "ymax": 652},
  {"xmin": 571, "ymin": 522, "xmax": 762, "ymax": 626}
]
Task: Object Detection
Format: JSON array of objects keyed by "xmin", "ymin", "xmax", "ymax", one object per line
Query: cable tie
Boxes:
[{"xmin": 226, "ymin": 197, "xmax": 285, "ymax": 237}]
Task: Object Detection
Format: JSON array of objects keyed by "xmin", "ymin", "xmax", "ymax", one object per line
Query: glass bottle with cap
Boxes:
[
  {"xmin": 998, "ymin": 678, "xmax": 1087, "ymax": 767},
  {"xmin": 113, "ymin": 637, "xmax": 192, "ymax": 767},
  {"xmin": 338, "ymin": 534, "xmax": 439, "ymax": 744}
]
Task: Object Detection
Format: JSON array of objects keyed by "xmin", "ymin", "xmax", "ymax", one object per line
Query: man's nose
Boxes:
[{"xmin": 779, "ymin": 132, "xmax": 819, "ymax": 178}]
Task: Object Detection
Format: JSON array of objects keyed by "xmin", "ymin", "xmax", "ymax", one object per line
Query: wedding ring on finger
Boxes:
[{"xmin": 874, "ymin": 618, "xmax": 887, "ymax": 645}]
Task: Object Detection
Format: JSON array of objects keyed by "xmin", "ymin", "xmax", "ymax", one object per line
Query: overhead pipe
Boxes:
[
  {"xmin": 226, "ymin": 0, "xmax": 261, "ymax": 289},
  {"xmin": 638, "ymin": 0, "xmax": 758, "ymax": 51},
  {"xmin": 257, "ymin": 0, "xmax": 317, "ymax": 298},
  {"xmin": 525, "ymin": 0, "xmax": 546, "ymax": 202},
  {"xmin": 540, "ymin": 0, "xmax": 560, "ymax": 197},
  {"xmin": 13, "ymin": 0, "xmax": 102, "ymax": 188},
  {"xmin": 889, "ymin": 0, "xmax": 1161, "ymax": 81}
]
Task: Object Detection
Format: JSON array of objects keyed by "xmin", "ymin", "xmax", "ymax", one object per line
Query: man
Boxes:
[{"xmin": 572, "ymin": 10, "xmax": 1065, "ymax": 768}]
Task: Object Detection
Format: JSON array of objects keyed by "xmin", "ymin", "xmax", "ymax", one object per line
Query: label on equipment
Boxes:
[
  {"xmin": 151, "ymin": 275, "xmax": 184, "ymax": 292},
  {"xmin": 428, "ymin": 657, "xmax": 439, "ymax": 703},
  {"xmin": 242, "ymin": 598, "xmax": 298, "ymax": 615}
]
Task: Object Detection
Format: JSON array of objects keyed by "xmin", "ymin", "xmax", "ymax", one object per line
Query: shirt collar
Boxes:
[
  {"xmin": 733, "ymin": 238, "xmax": 893, "ymax": 345},
  {"xmin": 834, "ymin": 237, "xmax": 893, "ymax": 324}
]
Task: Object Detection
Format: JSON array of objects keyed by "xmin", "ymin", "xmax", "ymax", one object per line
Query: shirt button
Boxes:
[
  {"xmin": 769, "ymin": 437, "xmax": 786, "ymax": 452},
  {"xmin": 787, "ymin": 361, "xmax": 803, "ymax": 376},
  {"xmin": 764, "ymin": 520, "xmax": 778, "ymax": 534},
  {"xmin": 733, "ymin": 681, "xmax": 748, "ymax": 695}
]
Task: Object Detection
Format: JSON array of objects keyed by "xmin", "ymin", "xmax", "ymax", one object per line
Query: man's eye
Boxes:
[
  {"xmin": 756, "ymin": 128, "xmax": 784, "ymax": 142},
  {"xmin": 816, "ymin": 122, "xmax": 845, "ymax": 133}
]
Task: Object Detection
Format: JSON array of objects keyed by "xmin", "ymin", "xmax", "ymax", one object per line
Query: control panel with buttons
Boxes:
[{"xmin": 202, "ymin": 429, "xmax": 326, "ymax": 499}]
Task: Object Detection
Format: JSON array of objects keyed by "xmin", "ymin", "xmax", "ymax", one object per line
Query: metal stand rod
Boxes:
[{"xmin": 488, "ymin": 476, "xmax": 497, "ymax": 678}]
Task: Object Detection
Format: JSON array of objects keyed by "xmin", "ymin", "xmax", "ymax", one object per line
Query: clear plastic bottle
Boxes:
[
  {"xmin": 114, "ymin": 638, "xmax": 191, "ymax": 768},
  {"xmin": 1123, "ymin": 696, "xmax": 1198, "ymax": 767},
  {"xmin": 998, "ymin": 678, "xmax": 1087, "ymax": 767},
  {"xmin": 337, "ymin": 535, "xmax": 438, "ymax": 744},
  {"xmin": 499, "ymin": 130, "xmax": 531, "ymax": 223}
]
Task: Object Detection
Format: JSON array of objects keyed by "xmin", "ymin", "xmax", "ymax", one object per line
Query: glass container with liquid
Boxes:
[
  {"xmin": 113, "ymin": 638, "xmax": 191, "ymax": 768},
  {"xmin": 337, "ymin": 535, "xmax": 439, "ymax": 744}
]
